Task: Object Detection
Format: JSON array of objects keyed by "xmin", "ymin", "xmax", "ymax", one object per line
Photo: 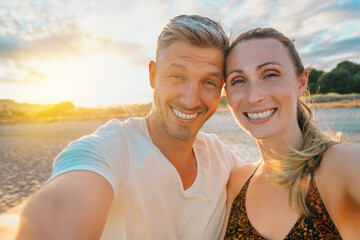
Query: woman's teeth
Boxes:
[
  {"xmin": 246, "ymin": 109, "xmax": 276, "ymax": 120},
  {"xmin": 173, "ymin": 108, "xmax": 198, "ymax": 120}
]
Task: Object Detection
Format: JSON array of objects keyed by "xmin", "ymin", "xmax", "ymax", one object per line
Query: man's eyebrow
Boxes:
[
  {"xmin": 167, "ymin": 63, "xmax": 186, "ymax": 69},
  {"xmin": 208, "ymin": 71, "xmax": 221, "ymax": 78},
  {"xmin": 256, "ymin": 61, "xmax": 284, "ymax": 70}
]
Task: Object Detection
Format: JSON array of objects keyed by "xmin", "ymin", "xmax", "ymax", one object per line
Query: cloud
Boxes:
[
  {"xmin": 0, "ymin": 21, "xmax": 150, "ymax": 84},
  {"xmin": 0, "ymin": 0, "xmax": 172, "ymax": 84},
  {"xmin": 0, "ymin": 0, "xmax": 360, "ymax": 86},
  {"xmin": 0, "ymin": 59, "xmax": 46, "ymax": 84},
  {"xmin": 302, "ymin": 36, "xmax": 360, "ymax": 69},
  {"xmin": 221, "ymin": 0, "xmax": 360, "ymax": 70}
]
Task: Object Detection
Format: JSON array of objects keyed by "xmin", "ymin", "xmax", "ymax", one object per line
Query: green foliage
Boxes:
[
  {"xmin": 319, "ymin": 68, "xmax": 352, "ymax": 94},
  {"xmin": 335, "ymin": 60, "xmax": 360, "ymax": 75},
  {"xmin": 308, "ymin": 60, "xmax": 360, "ymax": 94},
  {"xmin": 351, "ymin": 73, "xmax": 360, "ymax": 93},
  {"xmin": 308, "ymin": 68, "xmax": 324, "ymax": 94}
]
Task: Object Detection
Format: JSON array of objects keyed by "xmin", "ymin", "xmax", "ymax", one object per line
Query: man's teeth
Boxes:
[
  {"xmin": 173, "ymin": 108, "xmax": 198, "ymax": 120},
  {"xmin": 247, "ymin": 109, "xmax": 276, "ymax": 120}
]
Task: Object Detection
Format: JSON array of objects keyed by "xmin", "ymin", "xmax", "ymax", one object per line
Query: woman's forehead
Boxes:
[{"xmin": 227, "ymin": 39, "xmax": 292, "ymax": 66}]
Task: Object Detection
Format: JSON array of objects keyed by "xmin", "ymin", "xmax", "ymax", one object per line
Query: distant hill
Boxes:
[
  {"xmin": 0, "ymin": 99, "xmax": 152, "ymax": 124},
  {"xmin": 0, "ymin": 99, "xmax": 52, "ymax": 113},
  {"xmin": 1, "ymin": 94, "xmax": 359, "ymax": 124}
]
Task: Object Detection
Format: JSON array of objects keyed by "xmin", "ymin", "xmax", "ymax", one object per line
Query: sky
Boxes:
[{"xmin": 0, "ymin": 0, "xmax": 360, "ymax": 107}]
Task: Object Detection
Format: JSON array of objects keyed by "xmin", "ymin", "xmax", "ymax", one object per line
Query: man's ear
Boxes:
[
  {"xmin": 296, "ymin": 70, "xmax": 308, "ymax": 97},
  {"xmin": 149, "ymin": 60, "xmax": 156, "ymax": 89}
]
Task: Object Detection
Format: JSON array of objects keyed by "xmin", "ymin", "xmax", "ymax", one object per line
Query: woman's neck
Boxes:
[{"xmin": 257, "ymin": 123, "xmax": 304, "ymax": 164}]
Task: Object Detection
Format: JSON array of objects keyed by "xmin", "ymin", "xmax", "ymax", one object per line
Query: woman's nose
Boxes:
[{"xmin": 247, "ymin": 83, "xmax": 265, "ymax": 104}]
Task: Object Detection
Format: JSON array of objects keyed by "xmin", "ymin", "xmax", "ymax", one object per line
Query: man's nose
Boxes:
[{"xmin": 180, "ymin": 81, "xmax": 201, "ymax": 109}]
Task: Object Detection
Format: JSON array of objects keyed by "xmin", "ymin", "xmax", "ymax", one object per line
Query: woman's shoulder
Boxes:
[
  {"xmin": 321, "ymin": 142, "xmax": 360, "ymax": 171},
  {"xmin": 227, "ymin": 161, "xmax": 260, "ymax": 199},
  {"xmin": 317, "ymin": 142, "xmax": 360, "ymax": 195},
  {"xmin": 316, "ymin": 143, "xmax": 360, "ymax": 237}
]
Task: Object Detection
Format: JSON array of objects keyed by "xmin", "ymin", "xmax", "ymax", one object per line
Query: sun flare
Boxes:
[{"xmin": 25, "ymin": 53, "xmax": 151, "ymax": 107}]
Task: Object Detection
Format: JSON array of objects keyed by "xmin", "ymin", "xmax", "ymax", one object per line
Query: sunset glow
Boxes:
[{"xmin": 0, "ymin": 0, "xmax": 359, "ymax": 107}]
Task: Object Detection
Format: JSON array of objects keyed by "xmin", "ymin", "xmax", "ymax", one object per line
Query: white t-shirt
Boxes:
[{"xmin": 48, "ymin": 118, "xmax": 243, "ymax": 240}]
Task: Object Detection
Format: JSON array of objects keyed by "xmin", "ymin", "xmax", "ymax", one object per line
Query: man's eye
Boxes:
[
  {"xmin": 204, "ymin": 80, "xmax": 216, "ymax": 86},
  {"xmin": 170, "ymin": 74, "xmax": 183, "ymax": 80}
]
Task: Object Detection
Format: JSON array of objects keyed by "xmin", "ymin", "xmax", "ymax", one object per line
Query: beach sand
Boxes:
[
  {"xmin": 0, "ymin": 119, "xmax": 111, "ymax": 214},
  {"xmin": 1, "ymin": 109, "xmax": 359, "ymax": 238},
  {"xmin": 0, "ymin": 119, "xmax": 111, "ymax": 239}
]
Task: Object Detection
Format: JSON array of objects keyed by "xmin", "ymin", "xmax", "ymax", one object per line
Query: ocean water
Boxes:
[{"xmin": 201, "ymin": 108, "xmax": 360, "ymax": 162}]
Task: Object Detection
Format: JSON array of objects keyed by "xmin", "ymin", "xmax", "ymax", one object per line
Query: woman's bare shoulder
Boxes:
[
  {"xmin": 321, "ymin": 142, "xmax": 360, "ymax": 170},
  {"xmin": 227, "ymin": 161, "xmax": 260, "ymax": 199},
  {"xmin": 317, "ymin": 142, "xmax": 360, "ymax": 191},
  {"xmin": 317, "ymin": 143, "xmax": 360, "ymax": 237}
]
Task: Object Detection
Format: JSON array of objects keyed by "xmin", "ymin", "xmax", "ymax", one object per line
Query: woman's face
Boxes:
[{"xmin": 225, "ymin": 39, "xmax": 307, "ymax": 140}]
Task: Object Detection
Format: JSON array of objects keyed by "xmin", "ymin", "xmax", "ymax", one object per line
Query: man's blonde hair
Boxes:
[{"xmin": 156, "ymin": 15, "xmax": 229, "ymax": 66}]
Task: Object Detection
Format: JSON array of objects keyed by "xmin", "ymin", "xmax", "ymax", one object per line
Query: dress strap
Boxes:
[{"xmin": 248, "ymin": 160, "xmax": 263, "ymax": 180}]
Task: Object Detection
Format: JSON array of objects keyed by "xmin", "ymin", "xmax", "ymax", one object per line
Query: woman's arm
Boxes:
[{"xmin": 318, "ymin": 143, "xmax": 360, "ymax": 239}]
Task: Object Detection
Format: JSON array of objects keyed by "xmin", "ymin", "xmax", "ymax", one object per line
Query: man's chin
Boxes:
[{"xmin": 166, "ymin": 126, "xmax": 201, "ymax": 141}]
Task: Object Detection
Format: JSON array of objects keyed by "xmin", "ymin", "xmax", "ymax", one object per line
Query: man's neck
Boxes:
[
  {"xmin": 146, "ymin": 113, "xmax": 196, "ymax": 162},
  {"xmin": 145, "ymin": 113, "xmax": 198, "ymax": 190}
]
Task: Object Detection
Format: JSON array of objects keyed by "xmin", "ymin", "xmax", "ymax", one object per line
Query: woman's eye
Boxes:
[
  {"xmin": 230, "ymin": 78, "xmax": 245, "ymax": 85},
  {"xmin": 264, "ymin": 73, "xmax": 278, "ymax": 79}
]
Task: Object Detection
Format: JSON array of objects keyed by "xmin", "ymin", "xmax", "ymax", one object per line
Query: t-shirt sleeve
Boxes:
[
  {"xmin": 219, "ymin": 139, "xmax": 246, "ymax": 169},
  {"xmin": 202, "ymin": 132, "xmax": 246, "ymax": 170},
  {"xmin": 44, "ymin": 121, "xmax": 128, "ymax": 198}
]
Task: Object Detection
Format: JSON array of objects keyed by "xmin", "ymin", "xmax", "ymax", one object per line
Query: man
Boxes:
[{"xmin": 16, "ymin": 15, "xmax": 243, "ymax": 240}]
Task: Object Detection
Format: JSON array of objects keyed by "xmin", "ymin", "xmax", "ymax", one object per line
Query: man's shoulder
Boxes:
[
  {"xmin": 196, "ymin": 131, "xmax": 231, "ymax": 151},
  {"xmin": 196, "ymin": 131, "xmax": 244, "ymax": 167},
  {"xmin": 85, "ymin": 117, "xmax": 147, "ymax": 140},
  {"xmin": 63, "ymin": 117, "xmax": 148, "ymax": 155},
  {"xmin": 96, "ymin": 117, "xmax": 145, "ymax": 133},
  {"xmin": 196, "ymin": 131, "xmax": 234, "ymax": 156},
  {"xmin": 196, "ymin": 131, "xmax": 220, "ymax": 143}
]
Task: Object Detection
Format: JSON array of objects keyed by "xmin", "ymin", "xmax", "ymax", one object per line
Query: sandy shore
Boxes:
[
  {"xmin": 1, "ymin": 108, "xmax": 359, "ymax": 238},
  {"xmin": 0, "ymin": 119, "xmax": 112, "ymax": 239},
  {"xmin": 0, "ymin": 119, "xmax": 110, "ymax": 213}
]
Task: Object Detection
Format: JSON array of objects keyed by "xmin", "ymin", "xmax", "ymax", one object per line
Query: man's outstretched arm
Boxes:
[{"xmin": 15, "ymin": 170, "xmax": 114, "ymax": 240}]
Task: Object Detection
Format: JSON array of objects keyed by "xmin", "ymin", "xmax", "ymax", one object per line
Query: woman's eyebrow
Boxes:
[
  {"xmin": 226, "ymin": 68, "xmax": 243, "ymax": 78},
  {"xmin": 256, "ymin": 61, "xmax": 283, "ymax": 70}
]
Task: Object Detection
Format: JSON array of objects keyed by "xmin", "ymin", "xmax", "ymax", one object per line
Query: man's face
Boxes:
[{"xmin": 149, "ymin": 41, "xmax": 224, "ymax": 141}]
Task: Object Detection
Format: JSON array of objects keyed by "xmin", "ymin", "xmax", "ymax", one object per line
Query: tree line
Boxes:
[{"xmin": 308, "ymin": 60, "xmax": 360, "ymax": 94}]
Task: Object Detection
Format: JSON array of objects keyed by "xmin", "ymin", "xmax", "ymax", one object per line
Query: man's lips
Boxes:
[{"xmin": 172, "ymin": 108, "xmax": 198, "ymax": 120}]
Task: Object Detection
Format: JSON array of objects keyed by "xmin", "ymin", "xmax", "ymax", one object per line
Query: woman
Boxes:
[{"xmin": 220, "ymin": 28, "xmax": 360, "ymax": 239}]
